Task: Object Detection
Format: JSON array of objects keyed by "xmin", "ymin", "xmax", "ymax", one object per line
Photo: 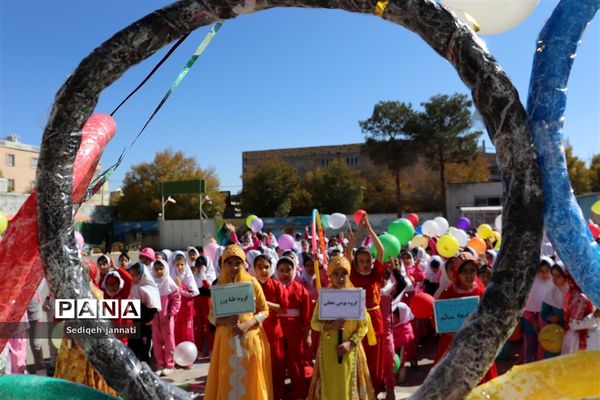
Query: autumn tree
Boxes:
[
  {"xmin": 359, "ymin": 101, "xmax": 418, "ymax": 217},
  {"xmin": 116, "ymin": 149, "xmax": 224, "ymax": 220},
  {"xmin": 590, "ymin": 154, "xmax": 600, "ymax": 192},
  {"xmin": 241, "ymin": 158, "xmax": 299, "ymax": 217},
  {"xmin": 565, "ymin": 142, "xmax": 591, "ymax": 194},
  {"xmin": 409, "ymin": 94, "xmax": 483, "ymax": 215},
  {"xmin": 445, "ymin": 154, "xmax": 491, "ymax": 184},
  {"xmin": 305, "ymin": 160, "xmax": 365, "ymax": 214}
]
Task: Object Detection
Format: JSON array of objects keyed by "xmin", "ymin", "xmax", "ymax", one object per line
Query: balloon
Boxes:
[
  {"xmin": 406, "ymin": 213, "xmax": 419, "ymax": 228},
  {"xmin": 246, "ymin": 215, "xmax": 258, "ymax": 228},
  {"xmin": 353, "ymin": 209, "xmax": 366, "ymax": 224},
  {"xmin": 328, "ymin": 213, "xmax": 347, "ymax": 230},
  {"xmin": 409, "ymin": 292, "xmax": 435, "ymax": 319},
  {"xmin": 278, "ymin": 234, "xmax": 295, "ymax": 250},
  {"xmin": 321, "ymin": 214, "xmax": 330, "ymax": 230},
  {"xmin": 589, "ymin": 223, "xmax": 600, "ymax": 240},
  {"xmin": 410, "ymin": 234, "xmax": 429, "ymax": 250},
  {"xmin": 250, "ymin": 217, "xmax": 264, "ymax": 233},
  {"xmin": 422, "ymin": 220, "xmax": 440, "ymax": 237},
  {"xmin": 0, "ymin": 211, "xmax": 7, "ymax": 234},
  {"xmin": 436, "ymin": 234, "xmax": 460, "ymax": 258},
  {"xmin": 451, "ymin": 229, "xmax": 469, "ymax": 247},
  {"xmin": 415, "ymin": 224, "xmax": 422, "ymax": 235},
  {"xmin": 495, "ymin": 214, "xmax": 503, "ymax": 232},
  {"xmin": 493, "ymin": 232, "xmax": 502, "ymax": 251},
  {"xmin": 393, "ymin": 353, "xmax": 401, "ymax": 374},
  {"xmin": 592, "ymin": 200, "xmax": 600, "ymax": 215},
  {"xmin": 477, "ymin": 224, "xmax": 494, "ymax": 240},
  {"xmin": 74, "ymin": 231, "xmax": 84, "ymax": 251},
  {"xmin": 174, "ymin": 341, "xmax": 198, "ymax": 367},
  {"xmin": 508, "ymin": 323, "xmax": 522, "ymax": 342},
  {"xmin": 468, "ymin": 236, "xmax": 487, "ymax": 255},
  {"xmin": 456, "ymin": 216, "xmax": 471, "ymax": 231},
  {"xmin": 388, "ymin": 218, "xmax": 415, "ymax": 246},
  {"xmin": 541, "ymin": 242, "xmax": 554, "ymax": 257},
  {"xmin": 204, "ymin": 241, "xmax": 219, "ymax": 261},
  {"xmin": 538, "ymin": 324, "xmax": 565, "ymax": 353},
  {"xmin": 433, "ymin": 217, "xmax": 449, "ymax": 236},
  {"xmin": 440, "ymin": 0, "xmax": 539, "ymax": 35},
  {"xmin": 371, "ymin": 233, "xmax": 401, "ymax": 260}
]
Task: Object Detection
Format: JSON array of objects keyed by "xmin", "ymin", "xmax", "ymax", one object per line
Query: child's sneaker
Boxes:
[
  {"xmin": 162, "ymin": 368, "xmax": 173, "ymax": 376},
  {"xmin": 155, "ymin": 369, "xmax": 164, "ymax": 376}
]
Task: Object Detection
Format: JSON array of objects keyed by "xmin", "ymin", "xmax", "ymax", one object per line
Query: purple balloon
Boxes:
[
  {"xmin": 456, "ymin": 217, "xmax": 471, "ymax": 231},
  {"xmin": 250, "ymin": 217, "xmax": 264, "ymax": 233},
  {"xmin": 278, "ymin": 234, "xmax": 295, "ymax": 251}
]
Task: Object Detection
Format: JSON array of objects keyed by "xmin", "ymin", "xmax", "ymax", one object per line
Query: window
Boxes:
[
  {"xmin": 31, "ymin": 158, "xmax": 38, "ymax": 169},
  {"xmin": 7, "ymin": 179, "xmax": 15, "ymax": 192},
  {"xmin": 7, "ymin": 154, "xmax": 14, "ymax": 167}
]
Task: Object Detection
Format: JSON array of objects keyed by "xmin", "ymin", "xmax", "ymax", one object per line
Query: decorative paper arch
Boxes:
[{"xmin": 35, "ymin": 0, "xmax": 544, "ymax": 398}]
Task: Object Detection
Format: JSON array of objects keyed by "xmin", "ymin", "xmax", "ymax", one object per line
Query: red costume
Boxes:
[
  {"xmin": 278, "ymin": 280, "xmax": 312, "ymax": 399},
  {"xmin": 194, "ymin": 280, "xmax": 213, "ymax": 355},
  {"xmin": 350, "ymin": 259, "xmax": 387, "ymax": 394},
  {"xmin": 259, "ymin": 278, "xmax": 289, "ymax": 400},
  {"xmin": 295, "ymin": 268, "xmax": 329, "ymax": 362},
  {"xmin": 175, "ymin": 284, "xmax": 195, "ymax": 344},
  {"xmin": 101, "ymin": 268, "xmax": 133, "ymax": 344}
]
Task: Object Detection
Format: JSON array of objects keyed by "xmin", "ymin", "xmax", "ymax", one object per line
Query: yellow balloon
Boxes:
[
  {"xmin": 51, "ymin": 322, "xmax": 66, "ymax": 350},
  {"xmin": 410, "ymin": 234, "xmax": 429, "ymax": 249},
  {"xmin": 0, "ymin": 211, "xmax": 7, "ymax": 234},
  {"xmin": 538, "ymin": 323, "xmax": 565, "ymax": 353},
  {"xmin": 477, "ymin": 223, "xmax": 494, "ymax": 239},
  {"xmin": 592, "ymin": 200, "xmax": 600, "ymax": 215},
  {"xmin": 493, "ymin": 235, "xmax": 502, "ymax": 251},
  {"xmin": 245, "ymin": 214, "xmax": 257, "ymax": 228},
  {"xmin": 436, "ymin": 234, "xmax": 460, "ymax": 258}
]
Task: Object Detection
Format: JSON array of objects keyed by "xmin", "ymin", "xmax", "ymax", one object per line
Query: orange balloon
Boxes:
[{"xmin": 468, "ymin": 236, "xmax": 486, "ymax": 255}]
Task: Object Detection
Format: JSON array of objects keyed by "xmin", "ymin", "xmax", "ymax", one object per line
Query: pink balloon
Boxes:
[
  {"xmin": 204, "ymin": 242, "xmax": 219, "ymax": 261},
  {"xmin": 75, "ymin": 231, "xmax": 84, "ymax": 251},
  {"xmin": 353, "ymin": 209, "xmax": 366, "ymax": 224},
  {"xmin": 278, "ymin": 234, "xmax": 295, "ymax": 250}
]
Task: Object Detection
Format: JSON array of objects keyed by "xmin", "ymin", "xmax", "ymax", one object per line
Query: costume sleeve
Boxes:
[
  {"xmin": 372, "ymin": 260, "xmax": 387, "ymax": 281},
  {"xmin": 392, "ymin": 269, "xmax": 407, "ymax": 298},
  {"xmin": 349, "ymin": 312, "xmax": 369, "ymax": 344},
  {"xmin": 179, "ymin": 284, "xmax": 196, "ymax": 298},
  {"xmin": 278, "ymin": 282, "xmax": 289, "ymax": 313},
  {"xmin": 253, "ymin": 279, "xmax": 269, "ymax": 324},
  {"xmin": 569, "ymin": 314, "xmax": 598, "ymax": 331},
  {"xmin": 117, "ymin": 267, "xmax": 133, "ymax": 298},
  {"xmin": 301, "ymin": 286, "xmax": 311, "ymax": 331},
  {"xmin": 311, "ymin": 303, "xmax": 324, "ymax": 332},
  {"xmin": 168, "ymin": 290, "xmax": 181, "ymax": 318}
]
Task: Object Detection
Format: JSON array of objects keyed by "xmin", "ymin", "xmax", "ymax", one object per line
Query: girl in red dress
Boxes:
[
  {"xmin": 435, "ymin": 252, "xmax": 498, "ymax": 383},
  {"xmin": 170, "ymin": 251, "xmax": 199, "ymax": 346}
]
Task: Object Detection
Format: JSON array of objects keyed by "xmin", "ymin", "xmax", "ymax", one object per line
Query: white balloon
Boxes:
[
  {"xmin": 422, "ymin": 220, "xmax": 441, "ymax": 237},
  {"xmin": 541, "ymin": 242, "xmax": 554, "ymax": 257},
  {"xmin": 441, "ymin": 0, "xmax": 539, "ymax": 35},
  {"xmin": 451, "ymin": 229, "xmax": 469, "ymax": 247},
  {"xmin": 434, "ymin": 217, "xmax": 449, "ymax": 236},
  {"xmin": 174, "ymin": 341, "xmax": 198, "ymax": 367},
  {"xmin": 328, "ymin": 213, "xmax": 347, "ymax": 230},
  {"xmin": 495, "ymin": 214, "xmax": 502, "ymax": 232}
]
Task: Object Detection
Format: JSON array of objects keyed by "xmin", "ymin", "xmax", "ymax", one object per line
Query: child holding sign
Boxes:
[
  {"xmin": 205, "ymin": 245, "xmax": 272, "ymax": 400},
  {"xmin": 307, "ymin": 256, "xmax": 374, "ymax": 400},
  {"xmin": 435, "ymin": 252, "xmax": 497, "ymax": 383}
]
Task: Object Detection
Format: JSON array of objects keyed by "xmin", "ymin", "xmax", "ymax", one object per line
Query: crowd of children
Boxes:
[{"xmin": 2, "ymin": 211, "xmax": 599, "ymax": 400}]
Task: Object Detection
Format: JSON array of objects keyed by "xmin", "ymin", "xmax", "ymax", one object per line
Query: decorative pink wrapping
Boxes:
[{"xmin": 0, "ymin": 114, "xmax": 115, "ymax": 351}]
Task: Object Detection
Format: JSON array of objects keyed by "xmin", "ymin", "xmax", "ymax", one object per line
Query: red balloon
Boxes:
[
  {"xmin": 409, "ymin": 292, "xmax": 435, "ymax": 319},
  {"xmin": 508, "ymin": 324, "xmax": 522, "ymax": 342},
  {"xmin": 353, "ymin": 209, "xmax": 366, "ymax": 224},
  {"xmin": 407, "ymin": 213, "xmax": 419, "ymax": 228},
  {"xmin": 589, "ymin": 223, "xmax": 600, "ymax": 239}
]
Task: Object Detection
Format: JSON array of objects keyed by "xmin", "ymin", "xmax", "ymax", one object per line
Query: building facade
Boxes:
[{"xmin": 0, "ymin": 134, "xmax": 109, "ymax": 205}]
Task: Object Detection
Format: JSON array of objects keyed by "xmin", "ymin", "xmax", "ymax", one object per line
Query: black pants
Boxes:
[{"xmin": 128, "ymin": 323, "xmax": 152, "ymax": 363}]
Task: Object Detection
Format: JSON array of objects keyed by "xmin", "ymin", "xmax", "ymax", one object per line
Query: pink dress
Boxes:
[
  {"xmin": 175, "ymin": 284, "xmax": 195, "ymax": 344},
  {"xmin": 153, "ymin": 290, "xmax": 181, "ymax": 369}
]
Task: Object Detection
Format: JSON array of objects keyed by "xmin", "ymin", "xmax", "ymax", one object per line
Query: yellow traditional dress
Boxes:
[
  {"xmin": 53, "ymin": 285, "xmax": 118, "ymax": 397},
  {"xmin": 205, "ymin": 245, "xmax": 273, "ymax": 400},
  {"xmin": 307, "ymin": 256, "xmax": 375, "ymax": 400}
]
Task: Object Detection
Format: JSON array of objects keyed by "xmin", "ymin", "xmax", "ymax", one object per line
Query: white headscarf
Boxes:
[
  {"xmin": 247, "ymin": 251, "xmax": 276, "ymax": 278},
  {"xmin": 187, "ymin": 247, "xmax": 200, "ymax": 268},
  {"xmin": 525, "ymin": 257, "xmax": 555, "ymax": 312},
  {"xmin": 395, "ymin": 302, "xmax": 414, "ymax": 325},
  {"xmin": 193, "ymin": 255, "xmax": 217, "ymax": 287},
  {"xmin": 152, "ymin": 259, "xmax": 179, "ymax": 296},
  {"xmin": 129, "ymin": 262, "xmax": 162, "ymax": 311},
  {"xmin": 214, "ymin": 245, "xmax": 224, "ymax": 277},
  {"xmin": 101, "ymin": 270, "xmax": 125, "ymax": 295},
  {"xmin": 160, "ymin": 249, "xmax": 172, "ymax": 264},
  {"xmin": 170, "ymin": 250, "xmax": 199, "ymax": 296},
  {"xmin": 485, "ymin": 250, "xmax": 497, "ymax": 267},
  {"xmin": 414, "ymin": 247, "xmax": 429, "ymax": 271},
  {"xmin": 297, "ymin": 253, "xmax": 323, "ymax": 286},
  {"xmin": 274, "ymin": 257, "xmax": 297, "ymax": 286},
  {"xmin": 543, "ymin": 261, "xmax": 569, "ymax": 309},
  {"xmin": 425, "ymin": 256, "xmax": 444, "ymax": 284},
  {"xmin": 434, "ymin": 258, "xmax": 452, "ymax": 299}
]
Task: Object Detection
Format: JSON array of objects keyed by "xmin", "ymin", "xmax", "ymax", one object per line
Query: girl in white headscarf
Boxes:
[
  {"xmin": 424, "ymin": 256, "xmax": 444, "ymax": 296},
  {"xmin": 170, "ymin": 251, "xmax": 199, "ymax": 347}
]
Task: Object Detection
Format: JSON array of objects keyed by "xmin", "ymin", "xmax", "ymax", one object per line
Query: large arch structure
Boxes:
[{"xmin": 36, "ymin": 0, "xmax": 543, "ymax": 398}]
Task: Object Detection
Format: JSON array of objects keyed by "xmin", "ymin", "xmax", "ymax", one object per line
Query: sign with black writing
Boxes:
[
  {"xmin": 318, "ymin": 288, "xmax": 366, "ymax": 320},
  {"xmin": 434, "ymin": 296, "xmax": 479, "ymax": 334},
  {"xmin": 211, "ymin": 282, "xmax": 255, "ymax": 318}
]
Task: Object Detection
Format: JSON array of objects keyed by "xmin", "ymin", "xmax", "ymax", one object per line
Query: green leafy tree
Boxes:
[
  {"xmin": 359, "ymin": 101, "xmax": 419, "ymax": 217},
  {"xmin": 305, "ymin": 160, "xmax": 365, "ymax": 214},
  {"xmin": 241, "ymin": 158, "xmax": 299, "ymax": 217},
  {"xmin": 565, "ymin": 142, "xmax": 591, "ymax": 194},
  {"xmin": 116, "ymin": 149, "xmax": 224, "ymax": 220},
  {"xmin": 290, "ymin": 182, "xmax": 314, "ymax": 216},
  {"xmin": 590, "ymin": 153, "xmax": 600, "ymax": 192},
  {"xmin": 409, "ymin": 94, "xmax": 483, "ymax": 215}
]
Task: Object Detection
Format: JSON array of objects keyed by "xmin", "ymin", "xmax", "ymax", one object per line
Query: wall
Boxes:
[
  {"xmin": 446, "ymin": 182, "xmax": 504, "ymax": 224},
  {"xmin": 0, "ymin": 142, "xmax": 38, "ymax": 193},
  {"xmin": 160, "ymin": 218, "xmax": 216, "ymax": 250}
]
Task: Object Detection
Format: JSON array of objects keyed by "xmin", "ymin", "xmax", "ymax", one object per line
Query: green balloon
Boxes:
[
  {"xmin": 393, "ymin": 353, "xmax": 401, "ymax": 373},
  {"xmin": 321, "ymin": 214, "xmax": 330, "ymax": 230},
  {"xmin": 388, "ymin": 218, "xmax": 415, "ymax": 246},
  {"xmin": 371, "ymin": 233, "xmax": 401, "ymax": 260}
]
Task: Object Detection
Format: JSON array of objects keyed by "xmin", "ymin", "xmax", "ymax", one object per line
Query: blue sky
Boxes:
[{"xmin": 1, "ymin": 0, "xmax": 598, "ymax": 193}]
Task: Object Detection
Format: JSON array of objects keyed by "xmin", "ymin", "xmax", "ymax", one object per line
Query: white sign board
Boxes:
[{"xmin": 318, "ymin": 288, "xmax": 366, "ymax": 320}]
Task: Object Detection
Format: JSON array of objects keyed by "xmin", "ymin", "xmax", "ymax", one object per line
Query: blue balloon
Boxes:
[
  {"xmin": 416, "ymin": 224, "xmax": 423, "ymax": 235},
  {"xmin": 527, "ymin": 0, "xmax": 600, "ymax": 306}
]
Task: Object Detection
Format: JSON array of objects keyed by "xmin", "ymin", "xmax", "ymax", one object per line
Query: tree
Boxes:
[
  {"xmin": 241, "ymin": 158, "xmax": 299, "ymax": 217},
  {"xmin": 359, "ymin": 101, "xmax": 419, "ymax": 216},
  {"xmin": 445, "ymin": 154, "xmax": 491, "ymax": 184},
  {"xmin": 565, "ymin": 142, "xmax": 591, "ymax": 194},
  {"xmin": 305, "ymin": 160, "xmax": 365, "ymax": 214},
  {"xmin": 409, "ymin": 94, "xmax": 483, "ymax": 215},
  {"xmin": 116, "ymin": 149, "xmax": 224, "ymax": 220},
  {"xmin": 590, "ymin": 154, "xmax": 600, "ymax": 192},
  {"xmin": 290, "ymin": 182, "xmax": 314, "ymax": 216}
]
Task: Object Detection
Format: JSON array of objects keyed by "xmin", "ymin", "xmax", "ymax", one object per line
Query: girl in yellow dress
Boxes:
[
  {"xmin": 307, "ymin": 256, "xmax": 375, "ymax": 400},
  {"xmin": 205, "ymin": 245, "xmax": 273, "ymax": 400}
]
